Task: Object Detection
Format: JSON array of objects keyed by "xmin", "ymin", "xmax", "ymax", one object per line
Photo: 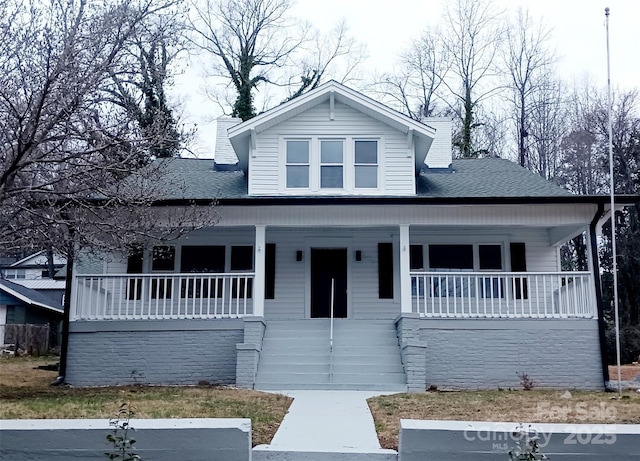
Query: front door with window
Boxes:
[{"xmin": 310, "ymin": 249, "xmax": 347, "ymax": 318}]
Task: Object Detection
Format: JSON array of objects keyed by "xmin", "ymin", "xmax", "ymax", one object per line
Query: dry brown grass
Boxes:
[
  {"xmin": 368, "ymin": 389, "xmax": 640, "ymax": 450},
  {"xmin": 0, "ymin": 356, "xmax": 292, "ymax": 446}
]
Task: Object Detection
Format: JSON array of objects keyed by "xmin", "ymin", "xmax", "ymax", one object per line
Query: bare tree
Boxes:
[
  {"xmin": 283, "ymin": 20, "xmax": 366, "ymax": 102},
  {"xmin": 526, "ymin": 75, "xmax": 566, "ymax": 179},
  {"xmin": 189, "ymin": 0, "xmax": 364, "ymax": 119},
  {"xmin": 189, "ymin": 0, "xmax": 306, "ymax": 120},
  {"xmin": 0, "ymin": 0, "xmax": 215, "ymax": 257},
  {"xmin": 106, "ymin": 4, "xmax": 189, "ymax": 158},
  {"xmin": 371, "ymin": 27, "xmax": 448, "ymax": 121},
  {"xmin": 503, "ymin": 8, "xmax": 556, "ymax": 167},
  {"xmin": 440, "ymin": 0, "xmax": 504, "ymax": 158}
]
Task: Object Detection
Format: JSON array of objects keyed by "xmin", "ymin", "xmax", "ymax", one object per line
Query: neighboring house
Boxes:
[
  {"xmin": 65, "ymin": 81, "xmax": 638, "ymax": 391},
  {"xmin": 1, "ymin": 251, "xmax": 66, "ymax": 281},
  {"xmin": 0, "ymin": 279, "xmax": 64, "ymax": 348}
]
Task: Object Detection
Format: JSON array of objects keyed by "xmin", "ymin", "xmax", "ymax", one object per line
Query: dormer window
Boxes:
[
  {"xmin": 320, "ymin": 140, "xmax": 344, "ymax": 189},
  {"xmin": 281, "ymin": 136, "xmax": 382, "ymax": 194},
  {"xmin": 286, "ymin": 140, "xmax": 310, "ymax": 188},
  {"xmin": 354, "ymin": 140, "xmax": 378, "ymax": 188}
]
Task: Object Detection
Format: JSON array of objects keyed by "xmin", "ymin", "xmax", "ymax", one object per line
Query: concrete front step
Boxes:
[
  {"xmin": 262, "ymin": 337, "xmax": 400, "ymax": 348},
  {"xmin": 265, "ymin": 321, "xmax": 397, "ymax": 332},
  {"xmin": 256, "ymin": 319, "xmax": 405, "ymax": 391},
  {"xmin": 253, "ymin": 447, "xmax": 398, "ymax": 461},
  {"xmin": 254, "ymin": 382, "xmax": 407, "ymax": 391},
  {"xmin": 259, "ymin": 363, "xmax": 405, "ymax": 374},
  {"xmin": 259, "ymin": 354, "xmax": 401, "ymax": 366},
  {"xmin": 256, "ymin": 372, "xmax": 406, "ymax": 385},
  {"xmin": 259, "ymin": 345, "xmax": 400, "ymax": 355}
]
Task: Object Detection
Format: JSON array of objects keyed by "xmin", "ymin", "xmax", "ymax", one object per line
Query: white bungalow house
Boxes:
[{"xmin": 64, "ymin": 81, "xmax": 634, "ymax": 391}]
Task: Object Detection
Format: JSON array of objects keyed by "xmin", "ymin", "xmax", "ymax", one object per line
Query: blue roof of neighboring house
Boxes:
[{"xmin": 0, "ymin": 279, "xmax": 64, "ymax": 314}]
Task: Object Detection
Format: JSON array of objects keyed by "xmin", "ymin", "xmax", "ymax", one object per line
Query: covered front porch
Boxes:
[
  {"xmin": 70, "ymin": 222, "xmax": 598, "ymax": 322},
  {"xmin": 70, "ymin": 270, "xmax": 596, "ymax": 321}
]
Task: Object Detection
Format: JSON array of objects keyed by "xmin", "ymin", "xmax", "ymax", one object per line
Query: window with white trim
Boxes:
[
  {"xmin": 286, "ymin": 140, "xmax": 310, "ymax": 188},
  {"xmin": 320, "ymin": 140, "xmax": 344, "ymax": 189},
  {"xmin": 282, "ymin": 136, "xmax": 381, "ymax": 193},
  {"xmin": 354, "ymin": 140, "xmax": 378, "ymax": 188}
]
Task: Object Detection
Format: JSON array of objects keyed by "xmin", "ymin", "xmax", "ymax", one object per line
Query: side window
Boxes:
[
  {"xmin": 230, "ymin": 246, "xmax": 253, "ymax": 271},
  {"xmin": 151, "ymin": 246, "xmax": 175, "ymax": 272},
  {"xmin": 479, "ymin": 245, "xmax": 502, "ymax": 270},
  {"xmin": 151, "ymin": 246, "xmax": 174, "ymax": 299},
  {"xmin": 286, "ymin": 140, "xmax": 310, "ymax": 188},
  {"xmin": 181, "ymin": 246, "xmax": 225, "ymax": 273},
  {"xmin": 410, "ymin": 245, "xmax": 424, "ymax": 270},
  {"xmin": 510, "ymin": 242, "xmax": 528, "ymax": 299},
  {"xmin": 478, "ymin": 244, "xmax": 503, "ymax": 298},
  {"xmin": 126, "ymin": 246, "xmax": 144, "ymax": 301},
  {"xmin": 428, "ymin": 245, "xmax": 473, "ymax": 270},
  {"xmin": 354, "ymin": 140, "xmax": 378, "ymax": 188},
  {"xmin": 231, "ymin": 246, "xmax": 253, "ymax": 298}
]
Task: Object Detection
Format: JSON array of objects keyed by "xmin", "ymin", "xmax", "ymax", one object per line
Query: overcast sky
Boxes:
[{"xmin": 177, "ymin": 0, "xmax": 639, "ymax": 156}]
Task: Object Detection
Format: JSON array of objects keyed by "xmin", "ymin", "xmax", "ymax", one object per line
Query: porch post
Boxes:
[
  {"xmin": 253, "ymin": 225, "xmax": 266, "ymax": 317},
  {"xmin": 400, "ymin": 224, "xmax": 412, "ymax": 313}
]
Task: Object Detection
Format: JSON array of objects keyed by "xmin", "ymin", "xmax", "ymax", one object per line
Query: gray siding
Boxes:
[
  {"xmin": 264, "ymin": 228, "xmax": 400, "ymax": 320},
  {"xmin": 66, "ymin": 320, "xmax": 243, "ymax": 386},
  {"xmin": 249, "ymin": 101, "xmax": 415, "ymax": 196},
  {"xmin": 419, "ymin": 319, "xmax": 603, "ymax": 390}
]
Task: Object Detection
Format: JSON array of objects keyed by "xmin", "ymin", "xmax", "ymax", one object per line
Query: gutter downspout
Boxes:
[{"xmin": 589, "ymin": 203, "xmax": 610, "ymax": 386}]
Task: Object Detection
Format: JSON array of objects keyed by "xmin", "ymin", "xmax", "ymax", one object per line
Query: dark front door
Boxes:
[{"xmin": 311, "ymin": 249, "xmax": 347, "ymax": 318}]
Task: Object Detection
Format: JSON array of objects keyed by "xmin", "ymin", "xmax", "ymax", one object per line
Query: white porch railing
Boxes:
[
  {"xmin": 72, "ymin": 273, "xmax": 254, "ymax": 320},
  {"xmin": 411, "ymin": 271, "xmax": 595, "ymax": 319}
]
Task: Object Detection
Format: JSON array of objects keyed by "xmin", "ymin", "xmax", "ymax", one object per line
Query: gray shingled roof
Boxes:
[
  {"xmin": 0, "ymin": 279, "xmax": 64, "ymax": 314},
  {"xmin": 155, "ymin": 158, "xmax": 247, "ymax": 200},
  {"xmin": 154, "ymin": 157, "xmax": 571, "ymax": 201},
  {"xmin": 417, "ymin": 158, "xmax": 572, "ymax": 198}
]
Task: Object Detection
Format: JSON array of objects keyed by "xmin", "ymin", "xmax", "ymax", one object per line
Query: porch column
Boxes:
[
  {"xmin": 253, "ymin": 225, "xmax": 266, "ymax": 317},
  {"xmin": 400, "ymin": 224, "xmax": 412, "ymax": 313}
]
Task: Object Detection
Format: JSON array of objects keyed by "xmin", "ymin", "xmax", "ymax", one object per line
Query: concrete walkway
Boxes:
[{"xmin": 253, "ymin": 390, "xmax": 398, "ymax": 461}]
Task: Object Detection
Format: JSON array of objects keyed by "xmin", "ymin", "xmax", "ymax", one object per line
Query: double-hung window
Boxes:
[
  {"xmin": 286, "ymin": 140, "xmax": 310, "ymax": 188},
  {"xmin": 284, "ymin": 137, "xmax": 380, "ymax": 192},
  {"xmin": 320, "ymin": 140, "xmax": 344, "ymax": 189},
  {"xmin": 354, "ymin": 140, "xmax": 378, "ymax": 188}
]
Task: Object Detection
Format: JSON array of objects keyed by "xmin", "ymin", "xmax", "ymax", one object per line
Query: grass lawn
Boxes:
[
  {"xmin": 4, "ymin": 356, "xmax": 640, "ymax": 451},
  {"xmin": 0, "ymin": 355, "xmax": 292, "ymax": 446},
  {"xmin": 368, "ymin": 388, "xmax": 640, "ymax": 450}
]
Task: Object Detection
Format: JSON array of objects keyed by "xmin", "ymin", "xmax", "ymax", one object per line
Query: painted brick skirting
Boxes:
[
  {"xmin": 236, "ymin": 317, "xmax": 266, "ymax": 388},
  {"xmin": 396, "ymin": 315, "xmax": 604, "ymax": 391},
  {"xmin": 66, "ymin": 319, "xmax": 244, "ymax": 386}
]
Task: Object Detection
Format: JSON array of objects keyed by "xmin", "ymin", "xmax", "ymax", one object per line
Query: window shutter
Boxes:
[
  {"xmin": 378, "ymin": 243, "xmax": 394, "ymax": 299},
  {"xmin": 265, "ymin": 244, "xmax": 276, "ymax": 300}
]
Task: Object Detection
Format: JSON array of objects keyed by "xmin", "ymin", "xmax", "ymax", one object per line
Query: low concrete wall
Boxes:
[
  {"xmin": 66, "ymin": 319, "xmax": 244, "ymax": 386},
  {"xmin": 399, "ymin": 420, "xmax": 640, "ymax": 461},
  {"xmin": 419, "ymin": 318, "xmax": 604, "ymax": 390},
  {"xmin": 0, "ymin": 418, "xmax": 251, "ymax": 461}
]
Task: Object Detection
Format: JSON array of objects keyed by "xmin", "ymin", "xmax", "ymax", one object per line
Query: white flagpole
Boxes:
[{"xmin": 605, "ymin": 7, "xmax": 622, "ymax": 397}]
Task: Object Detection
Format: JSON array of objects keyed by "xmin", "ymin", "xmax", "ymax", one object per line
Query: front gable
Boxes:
[{"xmin": 227, "ymin": 81, "xmax": 446, "ymax": 197}]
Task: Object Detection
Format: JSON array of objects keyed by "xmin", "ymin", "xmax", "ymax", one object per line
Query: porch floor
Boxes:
[{"xmin": 253, "ymin": 390, "xmax": 398, "ymax": 461}]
